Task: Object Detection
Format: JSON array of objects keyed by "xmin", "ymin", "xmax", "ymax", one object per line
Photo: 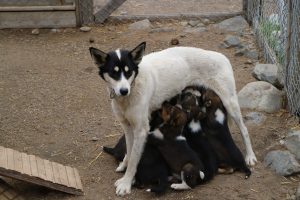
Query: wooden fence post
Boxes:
[{"xmin": 94, "ymin": 0, "xmax": 127, "ymax": 24}]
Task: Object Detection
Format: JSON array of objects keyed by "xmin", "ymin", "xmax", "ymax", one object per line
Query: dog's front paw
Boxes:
[
  {"xmin": 115, "ymin": 177, "xmax": 132, "ymax": 196},
  {"xmin": 170, "ymin": 182, "xmax": 191, "ymax": 190},
  {"xmin": 116, "ymin": 161, "xmax": 127, "ymax": 172},
  {"xmin": 245, "ymin": 153, "xmax": 257, "ymax": 166}
]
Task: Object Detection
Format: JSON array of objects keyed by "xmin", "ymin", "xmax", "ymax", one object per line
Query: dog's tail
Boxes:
[{"xmin": 102, "ymin": 146, "xmax": 115, "ymax": 156}]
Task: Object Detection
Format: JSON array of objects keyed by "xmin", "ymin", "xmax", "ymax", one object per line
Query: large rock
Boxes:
[
  {"xmin": 129, "ymin": 19, "xmax": 152, "ymax": 30},
  {"xmin": 264, "ymin": 150, "xmax": 300, "ymax": 176},
  {"xmin": 214, "ymin": 16, "xmax": 248, "ymax": 32},
  {"xmin": 252, "ymin": 63, "xmax": 283, "ymax": 89},
  {"xmin": 283, "ymin": 129, "xmax": 300, "ymax": 160},
  {"xmin": 238, "ymin": 81, "xmax": 284, "ymax": 113}
]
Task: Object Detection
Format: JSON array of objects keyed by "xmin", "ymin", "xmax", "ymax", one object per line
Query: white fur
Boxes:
[
  {"xmin": 151, "ymin": 129, "xmax": 164, "ymax": 140},
  {"xmin": 176, "ymin": 135, "xmax": 186, "ymax": 141},
  {"xmin": 104, "ymin": 72, "xmax": 135, "ymax": 96},
  {"xmin": 215, "ymin": 108, "xmax": 225, "ymax": 124},
  {"xmin": 188, "ymin": 119, "xmax": 201, "ymax": 133},
  {"xmin": 106, "ymin": 47, "xmax": 256, "ymax": 196},
  {"xmin": 116, "ymin": 49, "xmax": 121, "ymax": 60},
  {"xmin": 199, "ymin": 171, "xmax": 205, "ymax": 179},
  {"xmin": 171, "ymin": 171, "xmax": 191, "ymax": 190}
]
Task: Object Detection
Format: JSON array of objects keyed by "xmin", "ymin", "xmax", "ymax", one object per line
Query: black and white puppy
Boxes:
[
  {"xmin": 149, "ymin": 102, "xmax": 206, "ymax": 190},
  {"xmin": 184, "ymin": 86, "xmax": 251, "ymax": 178},
  {"xmin": 103, "ymin": 110, "xmax": 169, "ymax": 194}
]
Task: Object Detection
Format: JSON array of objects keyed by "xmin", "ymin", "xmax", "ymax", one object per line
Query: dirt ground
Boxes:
[{"xmin": 0, "ymin": 21, "xmax": 299, "ymax": 200}]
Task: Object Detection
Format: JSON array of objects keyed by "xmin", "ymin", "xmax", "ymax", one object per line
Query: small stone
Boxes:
[
  {"xmin": 179, "ymin": 21, "xmax": 188, "ymax": 26},
  {"xmin": 235, "ymin": 48, "xmax": 247, "ymax": 56},
  {"xmin": 31, "ymin": 29, "xmax": 39, "ymax": 35},
  {"xmin": 264, "ymin": 150, "xmax": 300, "ymax": 176},
  {"xmin": 202, "ymin": 18, "xmax": 210, "ymax": 25},
  {"xmin": 224, "ymin": 35, "xmax": 241, "ymax": 47},
  {"xmin": 89, "ymin": 38, "xmax": 95, "ymax": 43},
  {"xmin": 196, "ymin": 22, "xmax": 205, "ymax": 27},
  {"xmin": 120, "ymin": 11, "xmax": 127, "ymax": 15},
  {"xmin": 188, "ymin": 20, "xmax": 201, "ymax": 27},
  {"xmin": 214, "ymin": 16, "xmax": 248, "ymax": 32},
  {"xmin": 245, "ymin": 50, "xmax": 259, "ymax": 60},
  {"xmin": 219, "ymin": 42, "xmax": 230, "ymax": 49},
  {"xmin": 80, "ymin": 26, "xmax": 92, "ymax": 32},
  {"xmin": 91, "ymin": 137, "xmax": 99, "ymax": 141},
  {"xmin": 129, "ymin": 19, "xmax": 152, "ymax": 30},
  {"xmin": 170, "ymin": 38, "xmax": 179, "ymax": 45}
]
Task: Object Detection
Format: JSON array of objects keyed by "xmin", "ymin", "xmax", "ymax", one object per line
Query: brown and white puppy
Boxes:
[
  {"xmin": 148, "ymin": 102, "xmax": 206, "ymax": 190},
  {"xmin": 182, "ymin": 86, "xmax": 251, "ymax": 178}
]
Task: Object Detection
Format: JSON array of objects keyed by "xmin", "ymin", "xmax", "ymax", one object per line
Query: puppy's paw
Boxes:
[
  {"xmin": 170, "ymin": 182, "xmax": 191, "ymax": 190},
  {"xmin": 245, "ymin": 153, "xmax": 257, "ymax": 166},
  {"xmin": 115, "ymin": 177, "xmax": 132, "ymax": 196},
  {"xmin": 116, "ymin": 161, "xmax": 127, "ymax": 172}
]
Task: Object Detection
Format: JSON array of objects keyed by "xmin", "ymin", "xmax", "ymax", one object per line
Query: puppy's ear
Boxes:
[
  {"xmin": 89, "ymin": 47, "xmax": 108, "ymax": 66},
  {"xmin": 130, "ymin": 42, "xmax": 146, "ymax": 66}
]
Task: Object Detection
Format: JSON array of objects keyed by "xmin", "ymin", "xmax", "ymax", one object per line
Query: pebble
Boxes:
[
  {"xmin": 80, "ymin": 26, "xmax": 92, "ymax": 32},
  {"xmin": 31, "ymin": 29, "xmax": 39, "ymax": 35}
]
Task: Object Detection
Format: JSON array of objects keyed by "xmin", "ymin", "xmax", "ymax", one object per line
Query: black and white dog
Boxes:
[{"xmin": 89, "ymin": 43, "xmax": 256, "ymax": 196}]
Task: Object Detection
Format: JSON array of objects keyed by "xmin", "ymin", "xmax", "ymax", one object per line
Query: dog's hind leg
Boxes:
[{"xmin": 222, "ymin": 95, "xmax": 257, "ymax": 166}]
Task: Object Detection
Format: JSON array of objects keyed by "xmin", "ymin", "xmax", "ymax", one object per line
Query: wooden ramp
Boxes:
[{"xmin": 0, "ymin": 146, "xmax": 83, "ymax": 195}]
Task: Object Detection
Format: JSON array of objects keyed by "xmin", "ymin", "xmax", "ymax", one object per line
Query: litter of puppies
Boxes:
[{"xmin": 103, "ymin": 86, "xmax": 251, "ymax": 194}]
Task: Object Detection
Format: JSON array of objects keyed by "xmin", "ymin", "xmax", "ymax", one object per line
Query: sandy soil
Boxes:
[{"xmin": 0, "ymin": 21, "xmax": 299, "ymax": 200}]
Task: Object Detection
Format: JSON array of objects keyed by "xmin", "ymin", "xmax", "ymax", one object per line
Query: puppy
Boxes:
[
  {"xmin": 184, "ymin": 86, "xmax": 251, "ymax": 178},
  {"xmin": 148, "ymin": 102, "xmax": 206, "ymax": 190},
  {"xmin": 103, "ymin": 110, "xmax": 169, "ymax": 194}
]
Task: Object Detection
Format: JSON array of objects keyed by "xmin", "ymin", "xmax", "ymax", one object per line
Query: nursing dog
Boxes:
[
  {"xmin": 181, "ymin": 86, "xmax": 251, "ymax": 178},
  {"xmin": 89, "ymin": 43, "xmax": 256, "ymax": 195}
]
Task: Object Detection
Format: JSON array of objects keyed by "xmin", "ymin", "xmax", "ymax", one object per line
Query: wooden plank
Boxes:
[
  {"xmin": 51, "ymin": 162, "xmax": 62, "ymax": 184},
  {"xmin": 73, "ymin": 168, "xmax": 83, "ymax": 190},
  {"xmin": 21, "ymin": 153, "xmax": 31, "ymax": 176},
  {"xmin": 36, "ymin": 157, "xmax": 47, "ymax": 180},
  {"xmin": 44, "ymin": 159, "xmax": 54, "ymax": 182},
  {"xmin": 65, "ymin": 166, "xmax": 77, "ymax": 188},
  {"xmin": 57, "ymin": 163, "xmax": 69, "ymax": 186},
  {"xmin": 94, "ymin": 0, "xmax": 127, "ymax": 23},
  {"xmin": 0, "ymin": 146, "xmax": 7, "ymax": 169},
  {"xmin": 29, "ymin": 155, "xmax": 39, "ymax": 177},
  {"xmin": 0, "ymin": 146, "xmax": 83, "ymax": 195},
  {"xmin": 0, "ymin": 11, "xmax": 76, "ymax": 29},
  {"xmin": 0, "ymin": 4, "xmax": 75, "ymax": 12},
  {"xmin": 6, "ymin": 148, "xmax": 14, "ymax": 171},
  {"xmin": 13, "ymin": 150, "xmax": 23, "ymax": 173}
]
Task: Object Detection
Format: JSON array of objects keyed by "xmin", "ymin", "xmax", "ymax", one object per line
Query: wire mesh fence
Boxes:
[{"xmin": 246, "ymin": 0, "xmax": 300, "ymax": 118}]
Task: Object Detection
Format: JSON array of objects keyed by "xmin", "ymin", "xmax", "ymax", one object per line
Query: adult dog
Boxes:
[{"xmin": 89, "ymin": 42, "xmax": 257, "ymax": 196}]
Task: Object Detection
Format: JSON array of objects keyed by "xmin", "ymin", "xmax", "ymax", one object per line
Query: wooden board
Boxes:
[{"xmin": 0, "ymin": 146, "xmax": 83, "ymax": 195}]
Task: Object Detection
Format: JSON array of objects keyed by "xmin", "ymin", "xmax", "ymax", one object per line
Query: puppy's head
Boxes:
[
  {"xmin": 201, "ymin": 89, "xmax": 223, "ymax": 109},
  {"xmin": 89, "ymin": 42, "xmax": 146, "ymax": 97},
  {"xmin": 182, "ymin": 163, "xmax": 199, "ymax": 188},
  {"xmin": 161, "ymin": 102, "xmax": 187, "ymax": 127}
]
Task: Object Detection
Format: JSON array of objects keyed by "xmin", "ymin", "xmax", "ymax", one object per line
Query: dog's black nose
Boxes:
[{"xmin": 120, "ymin": 88, "xmax": 128, "ymax": 96}]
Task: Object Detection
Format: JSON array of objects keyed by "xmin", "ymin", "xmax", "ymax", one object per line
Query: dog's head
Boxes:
[
  {"xmin": 201, "ymin": 88, "xmax": 223, "ymax": 111},
  {"xmin": 89, "ymin": 42, "xmax": 146, "ymax": 97}
]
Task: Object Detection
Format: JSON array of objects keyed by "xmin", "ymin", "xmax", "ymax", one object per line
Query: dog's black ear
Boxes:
[
  {"xmin": 130, "ymin": 42, "xmax": 146, "ymax": 66},
  {"xmin": 89, "ymin": 47, "xmax": 108, "ymax": 66}
]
